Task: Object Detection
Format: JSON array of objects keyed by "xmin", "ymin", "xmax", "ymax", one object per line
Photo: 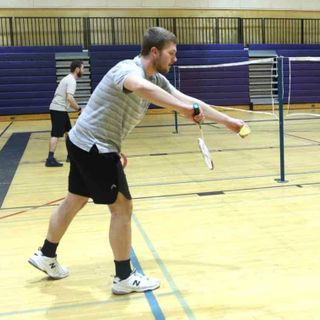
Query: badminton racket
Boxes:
[{"xmin": 193, "ymin": 103, "xmax": 214, "ymax": 170}]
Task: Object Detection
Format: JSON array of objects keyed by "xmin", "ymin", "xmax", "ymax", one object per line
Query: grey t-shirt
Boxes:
[
  {"xmin": 68, "ymin": 56, "xmax": 174, "ymax": 153},
  {"xmin": 50, "ymin": 74, "xmax": 77, "ymax": 111}
]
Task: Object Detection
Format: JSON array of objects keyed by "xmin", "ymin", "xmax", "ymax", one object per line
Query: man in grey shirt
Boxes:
[
  {"xmin": 29, "ymin": 27, "xmax": 246, "ymax": 294},
  {"xmin": 45, "ymin": 60, "xmax": 83, "ymax": 167}
]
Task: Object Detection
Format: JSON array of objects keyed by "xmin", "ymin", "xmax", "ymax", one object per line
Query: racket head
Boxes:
[{"xmin": 198, "ymin": 137, "xmax": 214, "ymax": 170}]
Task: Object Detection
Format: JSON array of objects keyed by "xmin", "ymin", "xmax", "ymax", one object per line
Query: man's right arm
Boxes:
[{"xmin": 123, "ymin": 74, "xmax": 204, "ymax": 123}]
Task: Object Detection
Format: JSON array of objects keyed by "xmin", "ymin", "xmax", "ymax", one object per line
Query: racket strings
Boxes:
[{"xmin": 197, "ymin": 124, "xmax": 214, "ymax": 170}]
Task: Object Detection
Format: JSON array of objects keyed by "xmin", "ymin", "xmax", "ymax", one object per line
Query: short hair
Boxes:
[
  {"xmin": 70, "ymin": 60, "xmax": 83, "ymax": 72},
  {"xmin": 141, "ymin": 27, "xmax": 177, "ymax": 56}
]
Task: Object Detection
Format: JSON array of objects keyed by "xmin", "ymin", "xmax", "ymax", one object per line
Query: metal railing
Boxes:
[{"xmin": 1, "ymin": 17, "xmax": 320, "ymax": 47}]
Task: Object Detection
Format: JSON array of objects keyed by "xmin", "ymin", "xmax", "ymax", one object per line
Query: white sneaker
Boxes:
[
  {"xmin": 28, "ymin": 249, "xmax": 69, "ymax": 279},
  {"xmin": 112, "ymin": 269, "xmax": 160, "ymax": 295}
]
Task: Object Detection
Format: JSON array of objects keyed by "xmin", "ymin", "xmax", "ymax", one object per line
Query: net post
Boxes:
[
  {"xmin": 173, "ymin": 65, "xmax": 179, "ymax": 134},
  {"xmin": 276, "ymin": 56, "xmax": 288, "ymax": 183},
  {"xmin": 174, "ymin": 111, "xmax": 179, "ymax": 134}
]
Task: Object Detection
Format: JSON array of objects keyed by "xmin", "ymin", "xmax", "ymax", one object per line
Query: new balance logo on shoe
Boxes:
[
  {"xmin": 28, "ymin": 249, "xmax": 69, "ymax": 279},
  {"xmin": 112, "ymin": 269, "xmax": 160, "ymax": 295},
  {"xmin": 132, "ymin": 280, "xmax": 140, "ymax": 286},
  {"xmin": 111, "ymin": 184, "xmax": 117, "ymax": 190}
]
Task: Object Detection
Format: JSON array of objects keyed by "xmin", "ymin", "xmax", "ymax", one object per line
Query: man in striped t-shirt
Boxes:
[{"xmin": 29, "ymin": 27, "xmax": 246, "ymax": 294}]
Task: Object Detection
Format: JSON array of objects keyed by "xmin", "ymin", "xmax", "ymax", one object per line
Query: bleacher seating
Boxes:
[
  {"xmin": 0, "ymin": 46, "xmax": 83, "ymax": 115},
  {"xmin": 175, "ymin": 46, "xmax": 249, "ymax": 106},
  {"xmin": 89, "ymin": 44, "xmax": 249, "ymax": 106},
  {"xmin": 89, "ymin": 45, "xmax": 140, "ymax": 89},
  {"xmin": 3, "ymin": 42, "xmax": 319, "ymax": 116},
  {"xmin": 0, "ymin": 46, "xmax": 83, "ymax": 53},
  {"xmin": 249, "ymin": 44, "xmax": 320, "ymax": 104}
]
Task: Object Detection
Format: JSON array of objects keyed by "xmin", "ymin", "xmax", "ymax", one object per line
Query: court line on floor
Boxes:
[
  {"xmin": 133, "ymin": 180, "xmax": 320, "ymax": 200},
  {"xmin": 133, "ymin": 214, "xmax": 196, "ymax": 320},
  {"xmin": 131, "ymin": 248, "xmax": 165, "ymax": 320},
  {"xmin": 16, "ymin": 142, "xmax": 320, "ymax": 165},
  {"xmin": 0, "ymin": 291, "xmax": 174, "ymax": 318},
  {"xmin": 126, "ymin": 142, "xmax": 320, "ymax": 158},
  {"xmin": 0, "ymin": 132, "xmax": 31, "ymax": 207},
  {"xmin": 136, "ymin": 116, "xmax": 320, "ymax": 129},
  {"xmin": 1, "ymin": 179, "xmax": 320, "ymax": 218},
  {"xmin": 284, "ymin": 133, "xmax": 320, "ymax": 144},
  {"xmin": 129, "ymin": 170, "xmax": 320, "ymax": 188},
  {"xmin": 0, "ymin": 197, "xmax": 64, "ymax": 220},
  {"xmin": 15, "ymin": 115, "xmax": 320, "ymax": 135},
  {"xmin": 0, "ymin": 131, "xmax": 166, "ymax": 320},
  {"xmin": 0, "ymin": 121, "xmax": 13, "ymax": 137}
]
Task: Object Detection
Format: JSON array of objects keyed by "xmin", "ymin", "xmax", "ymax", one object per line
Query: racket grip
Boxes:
[{"xmin": 193, "ymin": 103, "xmax": 200, "ymax": 115}]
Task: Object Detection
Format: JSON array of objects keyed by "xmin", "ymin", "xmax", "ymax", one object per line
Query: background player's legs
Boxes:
[
  {"xmin": 49, "ymin": 136, "xmax": 59, "ymax": 152},
  {"xmin": 46, "ymin": 137, "xmax": 63, "ymax": 167}
]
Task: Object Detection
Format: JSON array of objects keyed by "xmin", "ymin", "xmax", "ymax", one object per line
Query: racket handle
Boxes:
[{"xmin": 193, "ymin": 103, "xmax": 200, "ymax": 115}]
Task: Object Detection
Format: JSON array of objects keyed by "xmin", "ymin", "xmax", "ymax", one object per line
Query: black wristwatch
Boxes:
[{"xmin": 193, "ymin": 103, "xmax": 200, "ymax": 115}]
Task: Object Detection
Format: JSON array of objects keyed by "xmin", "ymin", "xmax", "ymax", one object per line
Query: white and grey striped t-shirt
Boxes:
[{"xmin": 68, "ymin": 56, "xmax": 174, "ymax": 153}]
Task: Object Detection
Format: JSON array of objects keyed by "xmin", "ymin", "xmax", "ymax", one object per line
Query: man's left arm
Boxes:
[{"xmin": 67, "ymin": 94, "xmax": 81, "ymax": 112}]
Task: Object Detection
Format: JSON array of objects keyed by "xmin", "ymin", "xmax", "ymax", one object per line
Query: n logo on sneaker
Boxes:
[
  {"xmin": 132, "ymin": 280, "xmax": 140, "ymax": 286},
  {"xmin": 49, "ymin": 263, "xmax": 56, "ymax": 269}
]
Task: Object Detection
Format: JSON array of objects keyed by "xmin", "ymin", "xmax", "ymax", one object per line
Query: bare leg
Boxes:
[
  {"xmin": 108, "ymin": 192, "xmax": 133, "ymax": 261},
  {"xmin": 46, "ymin": 192, "xmax": 89, "ymax": 243},
  {"xmin": 28, "ymin": 192, "xmax": 88, "ymax": 279},
  {"xmin": 109, "ymin": 193, "xmax": 160, "ymax": 294},
  {"xmin": 49, "ymin": 137, "xmax": 59, "ymax": 153}
]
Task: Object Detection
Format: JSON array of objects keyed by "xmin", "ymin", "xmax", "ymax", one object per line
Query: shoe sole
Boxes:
[
  {"xmin": 112, "ymin": 283, "xmax": 160, "ymax": 295},
  {"xmin": 45, "ymin": 165, "xmax": 63, "ymax": 167},
  {"xmin": 28, "ymin": 258, "xmax": 68, "ymax": 280}
]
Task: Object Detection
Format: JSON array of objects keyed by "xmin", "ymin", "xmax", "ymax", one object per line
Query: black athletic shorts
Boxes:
[
  {"xmin": 50, "ymin": 110, "xmax": 72, "ymax": 137},
  {"xmin": 66, "ymin": 137, "xmax": 132, "ymax": 204}
]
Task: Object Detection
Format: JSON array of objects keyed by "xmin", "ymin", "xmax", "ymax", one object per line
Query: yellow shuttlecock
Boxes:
[{"xmin": 239, "ymin": 124, "xmax": 251, "ymax": 138}]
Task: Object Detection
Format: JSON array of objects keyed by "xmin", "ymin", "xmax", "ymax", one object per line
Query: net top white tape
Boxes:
[
  {"xmin": 289, "ymin": 56, "xmax": 320, "ymax": 62},
  {"xmin": 174, "ymin": 56, "xmax": 320, "ymax": 119},
  {"xmin": 175, "ymin": 57, "xmax": 275, "ymax": 69}
]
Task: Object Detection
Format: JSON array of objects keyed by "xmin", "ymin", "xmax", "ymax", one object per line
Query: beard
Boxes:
[
  {"xmin": 77, "ymin": 70, "xmax": 83, "ymax": 78},
  {"xmin": 154, "ymin": 59, "xmax": 170, "ymax": 74}
]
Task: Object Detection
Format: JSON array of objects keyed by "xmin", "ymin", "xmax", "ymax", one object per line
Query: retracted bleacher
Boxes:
[
  {"xmin": 89, "ymin": 44, "xmax": 249, "ymax": 107},
  {"xmin": 248, "ymin": 44, "xmax": 320, "ymax": 105},
  {"xmin": 0, "ymin": 46, "xmax": 82, "ymax": 115},
  {"xmin": 174, "ymin": 44, "xmax": 249, "ymax": 106},
  {"xmin": 89, "ymin": 45, "xmax": 141, "ymax": 90}
]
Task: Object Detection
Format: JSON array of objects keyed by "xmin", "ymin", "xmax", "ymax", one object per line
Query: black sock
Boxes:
[
  {"xmin": 114, "ymin": 259, "xmax": 132, "ymax": 280},
  {"xmin": 48, "ymin": 152, "xmax": 54, "ymax": 159},
  {"xmin": 41, "ymin": 239, "xmax": 59, "ymax": 257}
]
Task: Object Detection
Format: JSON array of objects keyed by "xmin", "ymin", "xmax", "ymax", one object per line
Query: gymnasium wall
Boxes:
[
  {"xmin": 1, "ymin": 0, "xmax": 320, "ymax": 12},
  {"xmin": 1, "ymin": 1, "xmax": 320, "ymax": 20}
]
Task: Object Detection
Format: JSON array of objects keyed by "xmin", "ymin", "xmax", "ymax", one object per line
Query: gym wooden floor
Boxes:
[{"xmin": 0, "ymin": 110, "xmax": 320, "ymax": 320}]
